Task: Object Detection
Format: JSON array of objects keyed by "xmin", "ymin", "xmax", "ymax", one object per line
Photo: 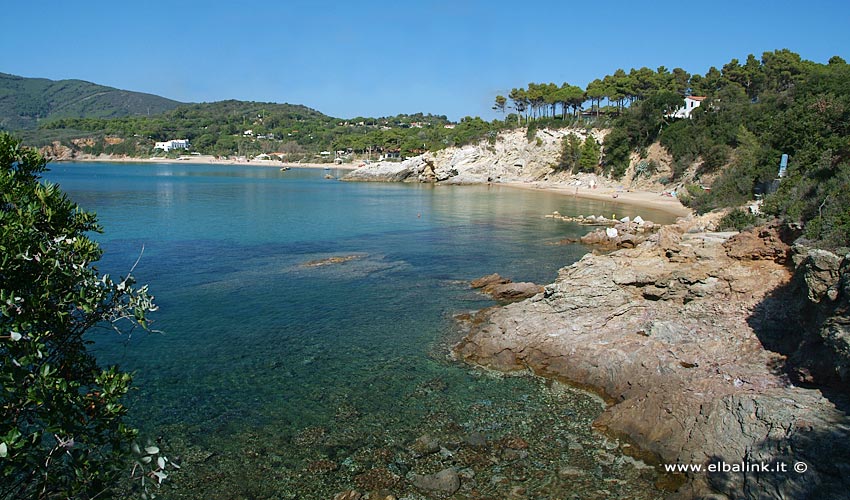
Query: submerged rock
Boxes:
[
  {"xmin": 486, "ymin": 282, "xmax": 544, "ymax": 302},
  {"xmin": 558, "ymin": 466, "xmax": 586, "ymax": 478},
  {"xmin": 303, "ymin": 255, "xmax": 364, "ymax": 267},
  {"xmin": 333, "ymin": 491, "xmax": 362, "ymax": 500},
  {"xmin": 471, "ymin": 274, "xmax": 543, "ymax": 302},
  {"xmin": 409, "ymin": 434, "xmax": 440, "ymax": 457},
  {"xmin": 463, "ymin": 432, "xmax": 488, "ymax": 449},
  {"xmin": 354, "ymin": 467, "xmax": 399, "ymax": 491},
  {"xmin": 408, "ymin": 468, "xmax": 461, "ymax": 494},
  {"xmin": 470, "ymin": 273, "xmax": 511, "ymax": 289},
  {"xmin": 307, "ymin": 459, "xmax": 339, "ymax": 474}
]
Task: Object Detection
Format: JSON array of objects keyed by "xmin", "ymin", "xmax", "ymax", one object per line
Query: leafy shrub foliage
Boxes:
[
  {"xmin": 579, "ymin": 136, "xmax": 601, "ymax": 173},
  {"xmin": 602, "ymin": 127, "xmax": 631, "ymax": 178},
  {"xmin": 0, "ymin": 133, "xmax": 163, "ymax": 498},
  {"xmin": 718, "ymin": 208, "xmax": 760, "ymax": 231},
  {"xmin": 633, "ymin": 160, "xmax": 659, "ymax": 179},
  {"xmin": 556, "ymin": 134, "xmax": 582, "ymax": 172}
]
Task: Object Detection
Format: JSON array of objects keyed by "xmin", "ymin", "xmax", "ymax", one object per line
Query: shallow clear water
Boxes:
[{"xmin": 45, "ymin": 163, "xmax": 674, "ymax": 499}]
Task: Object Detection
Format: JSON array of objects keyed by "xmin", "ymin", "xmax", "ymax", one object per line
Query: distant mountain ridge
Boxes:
[{"xmin": 0, "ymin": 72, "xmax": 182, "ymax": 130}]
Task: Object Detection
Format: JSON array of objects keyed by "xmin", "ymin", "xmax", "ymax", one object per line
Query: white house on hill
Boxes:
[
  {"xmin": 154, "ymin": 139, "xmax": 190, "ymax": 152},
  {"xmin": 669, "ymin": 96, "xmax": 706, "ymax": 119}
]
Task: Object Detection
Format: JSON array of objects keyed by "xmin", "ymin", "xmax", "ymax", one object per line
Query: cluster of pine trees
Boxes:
[
  {"xmin": 554, "ymin": 133, "xmax": 601, "ymax": 174},
  {"xmin": 496, "ymin": 67, "xmax": 691, "ymax": 122}
]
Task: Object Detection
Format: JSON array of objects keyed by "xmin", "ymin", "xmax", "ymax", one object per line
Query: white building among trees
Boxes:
[
  {"xmin": 669, "ymin": 96, "xmax": 706, "ymax": 119},
  {"xmin": 154, "ymin": 139, "xmax": 190, "ymax": 152}
]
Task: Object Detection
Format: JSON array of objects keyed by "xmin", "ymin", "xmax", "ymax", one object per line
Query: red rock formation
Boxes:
[{"xmin": 455, "ymin": 217, "xmax": 850, "ymax": 498}]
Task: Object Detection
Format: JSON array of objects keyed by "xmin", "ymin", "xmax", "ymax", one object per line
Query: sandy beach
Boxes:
[
  {"xmin": 501, "ymin": 181, "xmax": 691, "ymax": 217},
  {"xmin": 60, "ymin": 154, "xmax": 358, "ymax": 170}
]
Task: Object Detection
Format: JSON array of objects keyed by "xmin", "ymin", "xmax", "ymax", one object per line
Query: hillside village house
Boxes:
[
  {"xmin": 669, "ymin": 96, "xmax": 706, "ymax": 119},
  {"xmin": 154, "ymin": 139, "xmax": 190, "ymax": 152}
]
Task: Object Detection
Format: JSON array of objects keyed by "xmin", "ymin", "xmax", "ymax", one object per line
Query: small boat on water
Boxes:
[{"xmin": 280, "ymin": 166, "xmax": 291, "ymax": 171}]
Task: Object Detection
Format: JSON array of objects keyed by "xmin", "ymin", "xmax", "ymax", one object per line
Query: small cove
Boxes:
[{"xmin": 46, "ymin": 163, "xmax": 678, "ymax": 499}]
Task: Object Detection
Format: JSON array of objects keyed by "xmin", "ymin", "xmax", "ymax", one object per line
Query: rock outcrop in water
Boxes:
[
  {"xmin": 303, "ymin": 255, "xmax": 364, "ymax": 267},
  {"xmin": 470, "ymin": 273, "xmax": 544, "ymax": 302},
  {"xmin": 342, "ymin": 128, "xmax": 602, "ymax": 184},
  {"xmin": 454, "ymin": 216, "xmax": 850, "ymax": 499}
]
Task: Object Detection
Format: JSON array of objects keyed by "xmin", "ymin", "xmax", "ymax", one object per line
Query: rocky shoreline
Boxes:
[
  {"xmin": 453, "ymin": 214, "xmax": 850, "ymax": 499},
  {"xmin": 344, "ymin": 128, "xmax": 850, "ymax": 497}
]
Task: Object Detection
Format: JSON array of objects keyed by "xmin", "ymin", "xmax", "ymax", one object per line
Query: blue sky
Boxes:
[{"xmin": 4, "ymin": 0, "xmax": 849, "ymax": 120}]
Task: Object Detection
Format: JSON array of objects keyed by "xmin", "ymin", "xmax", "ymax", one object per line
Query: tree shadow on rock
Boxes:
[
  {"xmin": 702, "ymin": 421, "xmax": 850, "ymax": 499},
  {"xmin": 745, "ymin": 254, "xmax": 850, "ymax": 413},
  {"xmin": 728, "ymin": 249, "xmax": 850, "ymax": 498}
]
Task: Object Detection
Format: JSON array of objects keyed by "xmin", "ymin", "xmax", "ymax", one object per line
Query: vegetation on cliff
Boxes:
[
  {"xmin": 635, "ymin": 53, "xmax": 849, "ymax": 248},
  {"xmin": 502, "ymin": 50, "xmax": 849, "ymax": 248}
]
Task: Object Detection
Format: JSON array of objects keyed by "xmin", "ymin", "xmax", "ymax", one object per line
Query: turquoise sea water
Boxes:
[{"xmin": 45, "ymin": 163, "xmax": 675, "ymax": 499}]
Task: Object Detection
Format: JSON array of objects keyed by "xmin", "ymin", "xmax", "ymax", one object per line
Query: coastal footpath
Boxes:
[{"xmin": 454, "ymin": 215, "xmax": 850, "ymax": 499}]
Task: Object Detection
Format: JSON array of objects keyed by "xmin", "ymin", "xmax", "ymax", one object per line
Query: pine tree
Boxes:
[{"xmin": 578, "ymin": 136, "xmax": 601, "ymax": 172}]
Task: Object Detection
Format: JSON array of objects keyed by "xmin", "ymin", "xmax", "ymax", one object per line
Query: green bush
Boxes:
[
  {"xmin": 766, "ymin": 159, "xmax": 850, "ymax": 248},
  {"xmin": 699, "ymin": 144, "xmax": 732, "ymax": 174},
  {"xmin": 555, "ymin": 134, "xmax": 582, "ymax": 172},
  {"xmin": 579, "ymin": 136, "xmax": 602, "ymax": 173},
  {"xmin": 526, "ymin": 122, "xmax": 537, "ymax": 142},
  {"xmin": 671, "ymin": 154, "xmax": 695, "ymax": 181},
  {"xmin": 677, "ymin": 183, "xmax": 707, "ymax": 210},
  {"xmin": 602, "ymin": 128, "xmax": 631, "ymax": 178},
  {"xmin": 0, "ymin": 133, "xmax": 166, "ymax": 498},
  {"xmin": 633, "ymin": 160, "xmax": 659, "ymax": 179},
  {"xmin": 718, "ymin": 208, "xmax": 759, "ymax": 231}
]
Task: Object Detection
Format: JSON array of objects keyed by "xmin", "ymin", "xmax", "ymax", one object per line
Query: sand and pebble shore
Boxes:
[
  {"xmin": 58, "ymin": 153, "xmax": 358, "ymax": 170},
  {"xmin": 501, "ymin": 180, "xmax": 690, "ymax": 217}
]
